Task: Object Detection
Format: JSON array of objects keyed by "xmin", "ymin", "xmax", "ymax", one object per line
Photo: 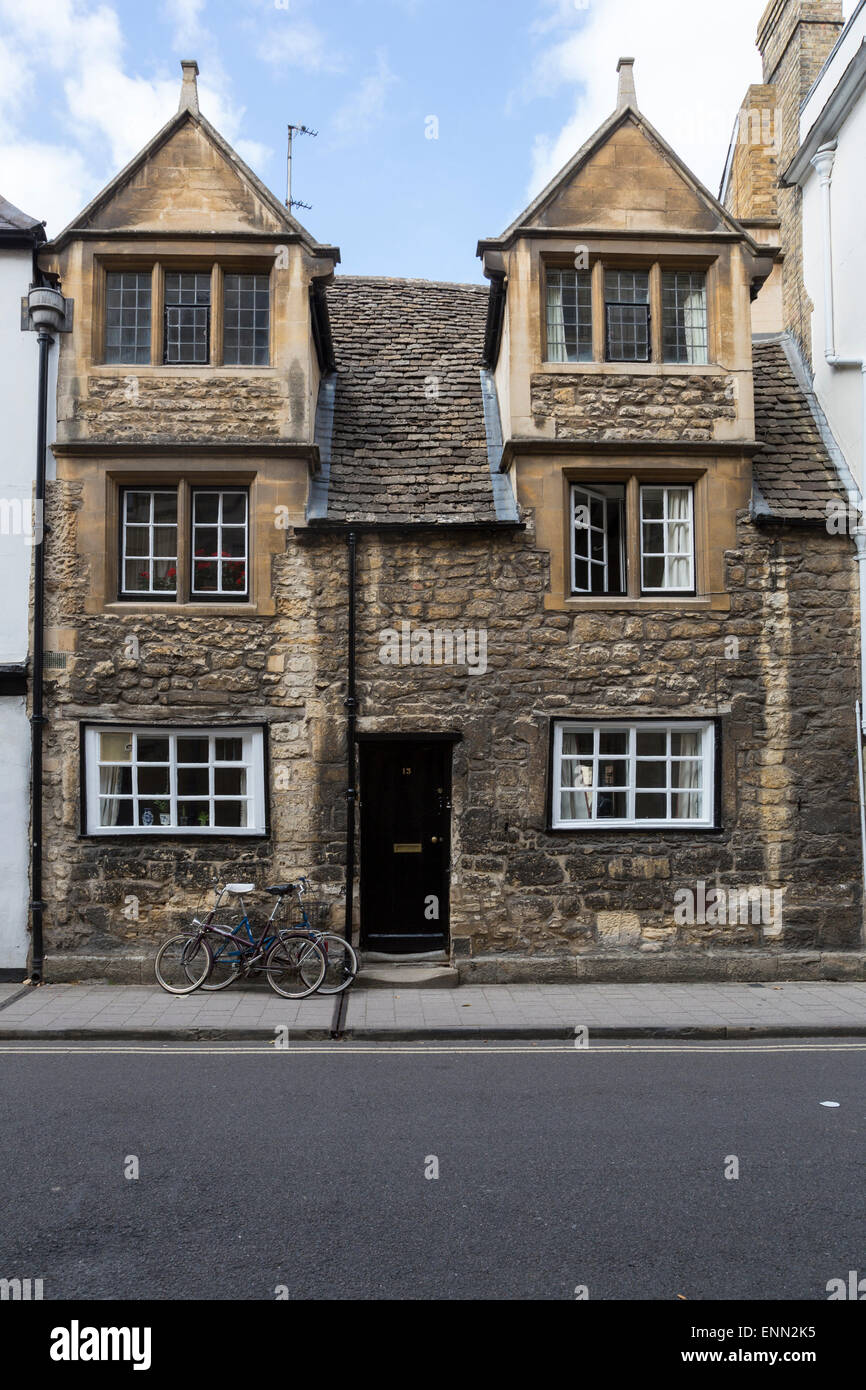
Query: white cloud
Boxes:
[
  {"xmin": 0, "ymin": 140, "xmax": 93, "ymax": 234},
  {"xmin": 0, "ymin": 0, "xmax": 272, "ymax": 235},
  {"xmin": 330, "ymin": 50, "xmax": 398, "ymax": 145},
  {"xmin": 524, "ymin": 0, "xmax": 766, "ymax": 205},
  {"xmin": 161, "ymin": 0, "xmax": 207, "ymax": 48},
  {"xmin": 256, "ymin": 20, "xmax": 343, "ymax": 73}
]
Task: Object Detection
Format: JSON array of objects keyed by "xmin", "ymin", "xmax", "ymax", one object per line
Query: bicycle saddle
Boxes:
[
  {"xmin": 264, "ymin": 883, "xmax": 296, "ymax": 896},
  {"xmin": 226, "ymin": 883, "xmax": 255, "ymax": 894}
]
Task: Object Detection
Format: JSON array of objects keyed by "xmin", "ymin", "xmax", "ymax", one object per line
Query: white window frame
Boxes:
[
  {"xmin": 571, "ymin": 483, "xmax": 626, "ymax": 595},
  {"xmin": 191, "ymin": 488, "xmax": 249, "ymax": 599},
  {"xmin": 640, "ymin": 484, "xmax": 695, "ymax": 593},
  {"xmin": 552, "ymin": 720, "xmax": 715, "ymax": 830},
  {"xmin": 120, "ymin": 489, "xmax": 178, "ymax": 597},
  {"xmin": 84, "ymin": 726, "xmax": 267, "ymax": 836}
]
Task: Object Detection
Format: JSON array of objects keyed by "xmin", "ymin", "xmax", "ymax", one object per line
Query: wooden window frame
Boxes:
[
  {"xmin": 568, "ymin": 477, "xmax": 697, "ymax": 599},
  {"xmin": 550, "ymin": 719, "xmax": 717, "ymax": 831},
  {"xmin": 189, "ymin": 486, "xmax": 250, "ymax": 603},
  {"xmin": 118, "ymin": 486, "xmax": 179, "ymax": 601},
  {"xmin": 82, "ymin": 723, "xmax": 268, "ymax": 837},
  {"xmin": 114, "ymin": 478, "xmax": 252, "ymax": 605}
]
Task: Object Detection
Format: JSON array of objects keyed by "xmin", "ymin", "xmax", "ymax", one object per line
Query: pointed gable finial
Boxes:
[
  {"xmin": 616, "ymin": 57, "xmax": 637, "ymax": 110},
  {"xmin": 179, "ymin": 59, "xmax": 200, "ymax": 115}
]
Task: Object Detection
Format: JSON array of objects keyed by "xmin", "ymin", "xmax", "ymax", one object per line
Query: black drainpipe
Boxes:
[
  {"xmin": 344, "ymin": 528, "xmax": 358, "ymax": 943},
  {"xmin": 30, "ymin": 326, "xmax": 52, "ymax": 984},
  {"xmin": 332, "ymin": 530, "xmax": 357, "ymax": 1038}
]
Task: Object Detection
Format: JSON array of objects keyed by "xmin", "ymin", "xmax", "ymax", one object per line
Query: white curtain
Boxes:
[
  {"xmin": 673, "ymin": 732, "xmax": 702, "ymax": 818},
  {"xmin": 682, "ymin": 288, "xmax": 708, "ymax": 365},
  {"xmin": 561, "ymin": 733, "xmax": 594, "ymax": 820},
  {"xmin": 99, "ymin": 766, "xmax": 124, "ymax": 826},
  {"xmin": 666, "ymin": 489, "xmax": 692, "ymax": 589},
  {"xmin": 547, "ymin": 280, "xmax": 566, "ymax": 363}
]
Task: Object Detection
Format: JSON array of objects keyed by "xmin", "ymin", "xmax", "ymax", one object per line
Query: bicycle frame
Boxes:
[{"xmin": 203, "ymin": 885, "xmax": 319, "ymax": 975}]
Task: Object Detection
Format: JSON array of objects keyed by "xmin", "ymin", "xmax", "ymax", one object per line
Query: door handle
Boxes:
[{"xmin": 431, "ymin": 836, "xmax": 439, "ymax": 844}]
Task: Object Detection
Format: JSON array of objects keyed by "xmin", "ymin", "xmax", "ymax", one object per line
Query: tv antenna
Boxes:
[{"xmin": 286, "ymin": 123, "xmax": 317, "ymax": 212}]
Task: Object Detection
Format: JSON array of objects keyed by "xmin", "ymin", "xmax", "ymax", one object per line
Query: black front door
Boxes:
[{"xmin": 359, "ymin": 738, "xmax": 452, "ymax": 954}]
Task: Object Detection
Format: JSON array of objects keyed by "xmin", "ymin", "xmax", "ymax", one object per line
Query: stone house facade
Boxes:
[{"xmin": 34, "ymin": 54, "xmax": 864, "ymax": 982}]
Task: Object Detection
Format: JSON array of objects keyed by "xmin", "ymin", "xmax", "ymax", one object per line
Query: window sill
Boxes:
[
  {"xmin": 546, "ymin": 823, "xmax": 721, "ymax": 835},
  {"xmin": 545, "ymin": 594, "xmax": 730, "ymax": 613},
  {"xmin": 103, "ymin": 600, "xmax": 274, "ymax": 618},
  {"xmin": 89, "ymin": 364, "xmax": 277, "ymax": 375},
  {"xmin": 81, "ymin": 829, "xmax": 269, "ymax": 840},
  {"xmin": 538, "ymin": 362, "xmax": 723, "ymax": 375}
]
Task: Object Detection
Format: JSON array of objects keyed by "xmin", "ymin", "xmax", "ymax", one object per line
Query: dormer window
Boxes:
[
  {"xmin": 543, "ymin": 260, "xmax": 710, "ymax": 366},
  {"xmin": 100, "ymin": 262, "xmax": 272, "ymax": 367}
]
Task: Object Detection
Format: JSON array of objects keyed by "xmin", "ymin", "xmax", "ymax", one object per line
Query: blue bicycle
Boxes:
[{"xmin": 184, "ymin": 881, "xmax": 327, "ymax": 998}]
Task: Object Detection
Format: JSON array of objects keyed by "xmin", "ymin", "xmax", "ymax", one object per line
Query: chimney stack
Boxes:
[
  {"xmin": 616, "ymin": 57, "xmax": 637, "ymax": 110},
  {"xmin": 178, "ymin": 59, "xmax": 200, "ymax": 116},
  {"xmin": 752, "ymin": 1, "xmax": 844, "ymax": 364}
]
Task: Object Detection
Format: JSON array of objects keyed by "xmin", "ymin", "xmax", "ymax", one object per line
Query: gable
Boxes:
[
  {"xmin": 528, "ymin": 114, "xmax": 725, "ymax": 235},
  {"xmin": 79, "ymin": 117, "xmax": 287, "ymax": 237}
]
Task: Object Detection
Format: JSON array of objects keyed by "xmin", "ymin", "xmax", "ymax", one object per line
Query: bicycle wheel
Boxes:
[
  {"xmin": 154, "ymin": 933, "xmax": 213, "ymax": 995},
  {"xmin": 316, "ymin": 933, "xmax": 359, "ymax": 995},
  {"xmin": 194, "ymin": 928, "xmax": 247, "ymax": 991},
  {"xmin": 265, "ymin": 934, "xmax": 326, "ymax": 999}
]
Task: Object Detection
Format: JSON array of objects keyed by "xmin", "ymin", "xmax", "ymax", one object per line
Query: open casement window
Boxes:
[
  {"xmin": 84, "ymin": 726, "xmax": 266, "ymax": 835},
  {"xmin": 571, "ymin": 484, "xmax": 626, "ymax": 595},
  {"xmin": 546, "ymin": 269, "xmax": 593, "ymax": 363},
  {"xmin": 121, "ymin": 489, "xmax": 178, "ymax": 597},
  {"xmin": 605, "ymin": 270, "xmax": 651, "ymax": 362},
  {"xmin": 640, "ymin": 485, "xmax": 695, "ymax": 593},
  {"xmin": 191, "ymin": 489, "xmax": 249, "ymax": 599},
  {"xmin": 552, "ymin": 721, "xmax": 715, "ymax": 829}
]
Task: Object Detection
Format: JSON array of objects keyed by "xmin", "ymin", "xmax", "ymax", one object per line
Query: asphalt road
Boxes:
[{"xmin": 0, "ymin": 1040, "xmax": 864, "ymax": 1301}]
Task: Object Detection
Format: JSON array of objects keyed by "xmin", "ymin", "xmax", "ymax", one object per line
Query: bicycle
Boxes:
[
  {"xmin": 197, "ymin": 878, "xmax": 358, "ymax": 995},
  {"xmin": 154, "ymin": 882, "xmax": 326, "ymax": 999},
  {"xmin": 287, "ymin": 876, "xmax": 359, "ymax": 995}
]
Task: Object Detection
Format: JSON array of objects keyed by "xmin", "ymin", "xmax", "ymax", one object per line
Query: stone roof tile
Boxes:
[
  {"xmin": 323, "ymin": 276, "xmax": 497, "ymax": 523},
  {"xmin": 751, "ymin": 339, "xmax": 846, "ymax": 523}
]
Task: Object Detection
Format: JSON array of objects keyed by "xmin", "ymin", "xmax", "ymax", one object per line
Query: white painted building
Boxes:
[
  {"xmin": 785, "ymin": 0, "xmax": 866, "ymax": 490},
  {"xmin": 0, "ymin": 195, "xmax": 45, "ymax": 975}
]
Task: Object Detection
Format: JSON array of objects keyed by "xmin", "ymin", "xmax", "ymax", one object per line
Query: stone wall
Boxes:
[
  {"xmin": 72, "ymin": 372, "xmax": 285, "ymax": 441},
  {"xmin": 40, "ymin": 477, "xmax": 862, "ymax": 963},
  {"xmin": 530, "ymin": 373, "xmax": 736, "ymax": 441}
]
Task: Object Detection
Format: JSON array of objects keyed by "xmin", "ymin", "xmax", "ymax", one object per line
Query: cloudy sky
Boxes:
[{"xmin": 0, "ymin": 0, "xmax": 849, "ymax": 281}]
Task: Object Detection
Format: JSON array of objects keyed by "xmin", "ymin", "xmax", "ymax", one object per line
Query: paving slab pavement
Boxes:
[{"xmin": 0, "ymin": 980, "xmax": 865, "ymax": 1039}]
